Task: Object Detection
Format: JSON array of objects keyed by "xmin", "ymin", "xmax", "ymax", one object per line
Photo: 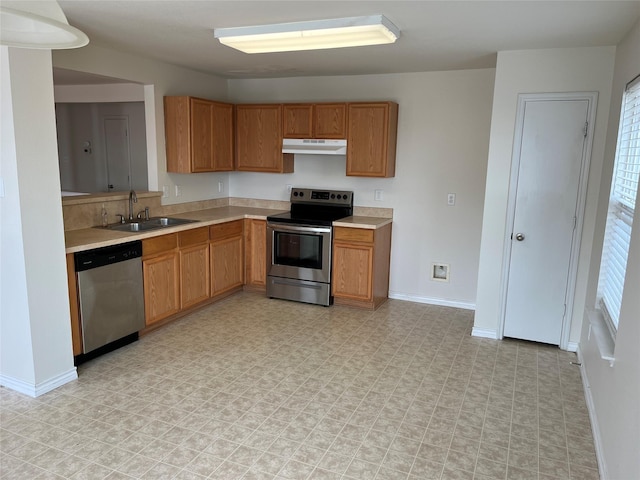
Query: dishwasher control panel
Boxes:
[{"xmin": 74, "ymin": 241, "xmax": 142, "ymax": 272}]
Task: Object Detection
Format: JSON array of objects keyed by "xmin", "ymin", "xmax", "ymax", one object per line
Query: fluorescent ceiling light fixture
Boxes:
[
  {"xmin": 214, "ymin": 15, "xmax": 400, "ymax": 54},
  {"xmin": 1, "ymin": 3, "xmax": 88, "ymax": 49}
]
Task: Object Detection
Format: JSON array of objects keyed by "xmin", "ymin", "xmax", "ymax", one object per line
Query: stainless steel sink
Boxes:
[
  {"xmin": 107, "ymin": 222, "xmax": 161, "ymax": 232},
  {"xmin": 101, "ymin": 216, "xmax": 198, "ymax": 232},
  {"xmin": 146, "ymin": 217, "xmax": 198, "ymax": 227}
]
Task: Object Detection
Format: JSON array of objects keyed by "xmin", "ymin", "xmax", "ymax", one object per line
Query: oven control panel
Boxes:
[{"xmin": 290, "ymin": 188, "xmax": 353, "ymax": 205}]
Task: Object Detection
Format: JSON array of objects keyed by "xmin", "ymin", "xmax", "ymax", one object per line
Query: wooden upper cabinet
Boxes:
[
  {"xmin": 283, "ymin": 104, "xmax": 313, "ymax": 138},
  {"xmin": 283, "ymin": 103, "xmax": 347, "ymax": 139},
  {"xmin": 164, "ymin": 96, "xmax": 234, "ymax": 173},
  {"xmin": 314, "ymin": 103, "xmax": 347, "ymax": 139},
  {"xmin": 236, "ymin": 104, "xmax": 293, "ymax": 173},
  {"xmin": 210, "ymin": 101, "xmax": 234, "ymax": 171},
  {"xmin": 346, "ymin": 102, "xmax": 398, "ymax": 178}
]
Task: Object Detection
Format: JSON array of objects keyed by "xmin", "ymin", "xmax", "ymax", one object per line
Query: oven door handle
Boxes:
[{"xmin": 267, "ymin": 223, "xmax": 331, "ymax": 234}]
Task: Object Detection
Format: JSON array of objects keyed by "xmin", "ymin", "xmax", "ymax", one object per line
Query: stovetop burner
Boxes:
[{"xmin": 267, "ymin": 188, "xmax": 354, "ymax": 226}]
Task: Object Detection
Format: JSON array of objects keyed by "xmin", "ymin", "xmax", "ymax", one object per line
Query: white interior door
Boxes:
[
  {"xmin": 503, "ymin": 98, "xmax": 590, "ymax": 345},
  {"xmin": 103, "ymin": 116, "xmax": 131, "ymax": 191}
]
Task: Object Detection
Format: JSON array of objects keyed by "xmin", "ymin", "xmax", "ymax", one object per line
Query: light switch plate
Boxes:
[{"xmin": 374, "ymin": 189, "xmax": 384, "ymax": 201}]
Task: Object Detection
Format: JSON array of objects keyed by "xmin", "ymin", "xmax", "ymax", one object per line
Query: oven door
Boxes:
[{"xmin": 267, "ymin": 222, "xmax": 332, "ymax": 283}]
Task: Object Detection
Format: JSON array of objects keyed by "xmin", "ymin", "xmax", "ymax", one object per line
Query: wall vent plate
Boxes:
[{"xmin": 431, "ymin": 263, "xmax": 450, "ymax": 282}]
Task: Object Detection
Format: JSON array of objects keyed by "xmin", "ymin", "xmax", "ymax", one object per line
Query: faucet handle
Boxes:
[
  {"xmin": 116, "ymin": 214, "xmax": 126, "ymax": 224},
  {"xmin": 137, "ymin": 207, "xmax": 151, "ymax": 221}
]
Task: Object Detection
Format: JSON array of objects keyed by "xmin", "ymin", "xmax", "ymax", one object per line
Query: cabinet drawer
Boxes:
[
  {"xmin": 179, "ymin": 227, "xmax": 209, "ymax": 247},
  {"xmin": 333, "ymin": 227, "xmax": 374, "ymax": 244},
  {"xmin": 210, "ymin": 220, "xmax": 243, "ymax": 240},
  {"xmin": 143, "ymin": 233, "xmax": 178, "ymax": 257}
]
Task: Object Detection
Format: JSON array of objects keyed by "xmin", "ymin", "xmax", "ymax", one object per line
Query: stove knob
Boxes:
[
  {"xmin": 299, "ymin": 191, "xmax": 304, "ymax": 197},
  {"xmin": 331, "ymin": 194, "xmax": 336, "ymax": 199},
  {"xmin": 293, "ymin": 191, "xmax": 298, "ymax": 197},
  {"xmin": 337, "ymin": 194, "xmax": 342, "ymax": 200}
]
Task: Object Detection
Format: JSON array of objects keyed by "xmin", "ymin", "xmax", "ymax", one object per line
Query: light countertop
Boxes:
[
  {"xmin": 333, "ymin": 216, "xmax": 393, "ymax": 229},
  {"xmin": 65, "ymin": 206, "xmax": 391, "ymax": 253}
]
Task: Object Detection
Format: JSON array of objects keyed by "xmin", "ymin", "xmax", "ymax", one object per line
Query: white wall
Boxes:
[
  {"xmin": 55, "ymin": 83, "xmax": 144, "ymax": 103},
  {"xmin": 474, "ymin": 47, "xmax": 616, "ymax": 344},
  {"xmin": 228, "ymin": 70, "xmax": 495, "ymax": 307},
  {"xmin": 53, "ymin": 44, "xmax": 231, "ymax": 204},
  {"xmin": 579, "ymin": 20, "xmax": 640, "ymax": 480},
  {"xmin": 0, "ymin": 47, "xmax": 77, "ymax": 396}
]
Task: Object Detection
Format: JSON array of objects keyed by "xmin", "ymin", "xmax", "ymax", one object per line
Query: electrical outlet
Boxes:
[
  {"xmin": 162, "ymin": 185, "xmax": 169, "ymax": 198},
  {"xmin": 447, "ymin": 193, "xmax": 456, "ymax": 206},
  {"xmin": 218, "ymin": 181, "xmax": 224, "ymax": 193},
  {"xmin": 286, "ymin": 184, "xmax": 293, "ymax": 194},
  {"xmin": 374, "ymin": 189, "xmax": 384, "ymax": 201},
  {"xmin": 175, "ymin": 185, "xmax": 182, "ymax": 197}
]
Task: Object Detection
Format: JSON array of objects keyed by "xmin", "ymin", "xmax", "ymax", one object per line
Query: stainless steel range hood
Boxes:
[{"xmin": 282, "ymin": 138, "xmax": 347, "ymax": 155}]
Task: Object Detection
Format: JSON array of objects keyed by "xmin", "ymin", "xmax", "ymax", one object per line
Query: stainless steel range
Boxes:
[{"xmin": 267, "ymin": 188, "xmax": 354, "ymax": 306}]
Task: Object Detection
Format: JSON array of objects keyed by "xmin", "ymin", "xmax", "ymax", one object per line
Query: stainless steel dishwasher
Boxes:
[{"xmin": 74, "ymin": 241, "xmax": 145, "ymax": 355}]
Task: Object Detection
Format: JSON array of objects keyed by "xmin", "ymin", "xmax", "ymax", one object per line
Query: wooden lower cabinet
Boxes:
[
  {"xmin": 332, "ymin": 223, "xmax": 392, "ymax": 310},
  {"xmin": 210, "ymin": 220, "xmax": 244, "ymax": 298},
  {"xmin": 143, "ymin": 234, "xmax": 180, "ymax": 326},
  {"xmin": 179, "ymin": 227, "xmax": 210, "ymax": 309},
  {"xmin": 66, "ymin": 253, "xmax": 83, "ymax": 356},
  {"xmin": 244, "ymin": 218, "xmax": 267, "ymax": 291}
]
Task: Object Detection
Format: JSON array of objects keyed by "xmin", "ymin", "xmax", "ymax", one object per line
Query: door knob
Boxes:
[{"xmin": 515, "ymin": 233, "xmax": 525, "ymax": 241}]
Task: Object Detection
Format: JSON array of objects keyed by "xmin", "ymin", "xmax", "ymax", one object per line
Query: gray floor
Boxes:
[{"xmin": 0, "ymin": 293, "xmax": 599, "ymax": 479}]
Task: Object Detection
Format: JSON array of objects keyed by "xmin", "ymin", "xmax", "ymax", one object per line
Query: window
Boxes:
[{"xmin": 597, "ymin": 75, "xmax": 640, "ymax": 334}]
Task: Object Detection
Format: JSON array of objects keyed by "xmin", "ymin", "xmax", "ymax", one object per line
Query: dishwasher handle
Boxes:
[{"xmin": 75, "ymin": 240, "xmax": 143, "ymax": 272}]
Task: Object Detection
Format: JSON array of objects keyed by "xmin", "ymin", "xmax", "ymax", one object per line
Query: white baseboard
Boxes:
[
  {"xmin": 388, "ymin": 292, "xmax": 475, "ymax": 310},
  {"xmin": 576, "ymin": 347, "xmax": 608, "ymax": 480},
  {"xmin": 471, "ymin": 327, "xmax": 499, "ymax": 339},
  {"xmin": 566, "ymin": 341, "xmax": 579, "ymax": 352},
  {"xmin": 0, "ymin": 368, "xmax": 77, "ymax": 398}
]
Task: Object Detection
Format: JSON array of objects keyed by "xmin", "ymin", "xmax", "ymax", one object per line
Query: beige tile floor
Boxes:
[{"xmin": 1, "ymin": 293, "xmax": 600, "ymax": 480}]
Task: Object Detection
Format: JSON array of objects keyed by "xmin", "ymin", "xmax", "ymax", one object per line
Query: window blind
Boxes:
[{"xmin": 598, "ymin": 76, "xmax": 640, "ymax": 331}]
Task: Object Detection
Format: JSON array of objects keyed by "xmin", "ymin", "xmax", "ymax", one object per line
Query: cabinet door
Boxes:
[
  {"xmin": 315, "ymin": 103, "xmax": 347, "ymax": 139},
  {"xmin": 143, "ymin": 252, "xmax": 180, "ymax": 325},
  {"xmin": 190, "ymin": 98, "xmax": 214, "ymax": 172},
  {"xmin": 180, "ymin": 243, "xmax": 210, "ymax": 309},
  {"xmin": 244, "ymin": 219, "xmax": 267, "ymax": 290},
  {"xmin": 236, "ymin": 105, "xmax": 293, "ymax": 173},
  {"xmin": 66, "ymin": 254, "xmax": 83, "ymax": 356},
  {"xmin": 347, "ymin": 102, "xmax": 398, "ymax": 177},
  {"xmin": 211, "ymin": 236, "xmax": 244, "ymax": 296},
  {"xmin": 283, "ymin": 104, "xmax": 313, "ymax": 138},
  {"xmin": 164, "ymin": 96, "xmax": 191, "ymax": 173},
  {"xmin": 332, "ymin": 242, "xmax": 374, "ymax": 301},
  {"xmin": 211, "ymin": 101, "xmax": 234, "ymax": 171}
]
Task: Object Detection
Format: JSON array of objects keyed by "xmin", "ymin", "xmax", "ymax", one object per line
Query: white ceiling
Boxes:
[{"xmin": 55, "ymin": 0, "xmax": 640, "ymax": 82}]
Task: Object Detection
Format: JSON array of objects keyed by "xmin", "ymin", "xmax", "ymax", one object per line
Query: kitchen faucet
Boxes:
[{"xmin": 128, "ymin": 190, "xmax": 137, "ymax": 221}]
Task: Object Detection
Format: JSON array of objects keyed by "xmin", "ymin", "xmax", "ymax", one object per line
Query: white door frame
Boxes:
[{"xmin": 498, "ymin": 92, "xmax": 598, "ymax": 350}]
